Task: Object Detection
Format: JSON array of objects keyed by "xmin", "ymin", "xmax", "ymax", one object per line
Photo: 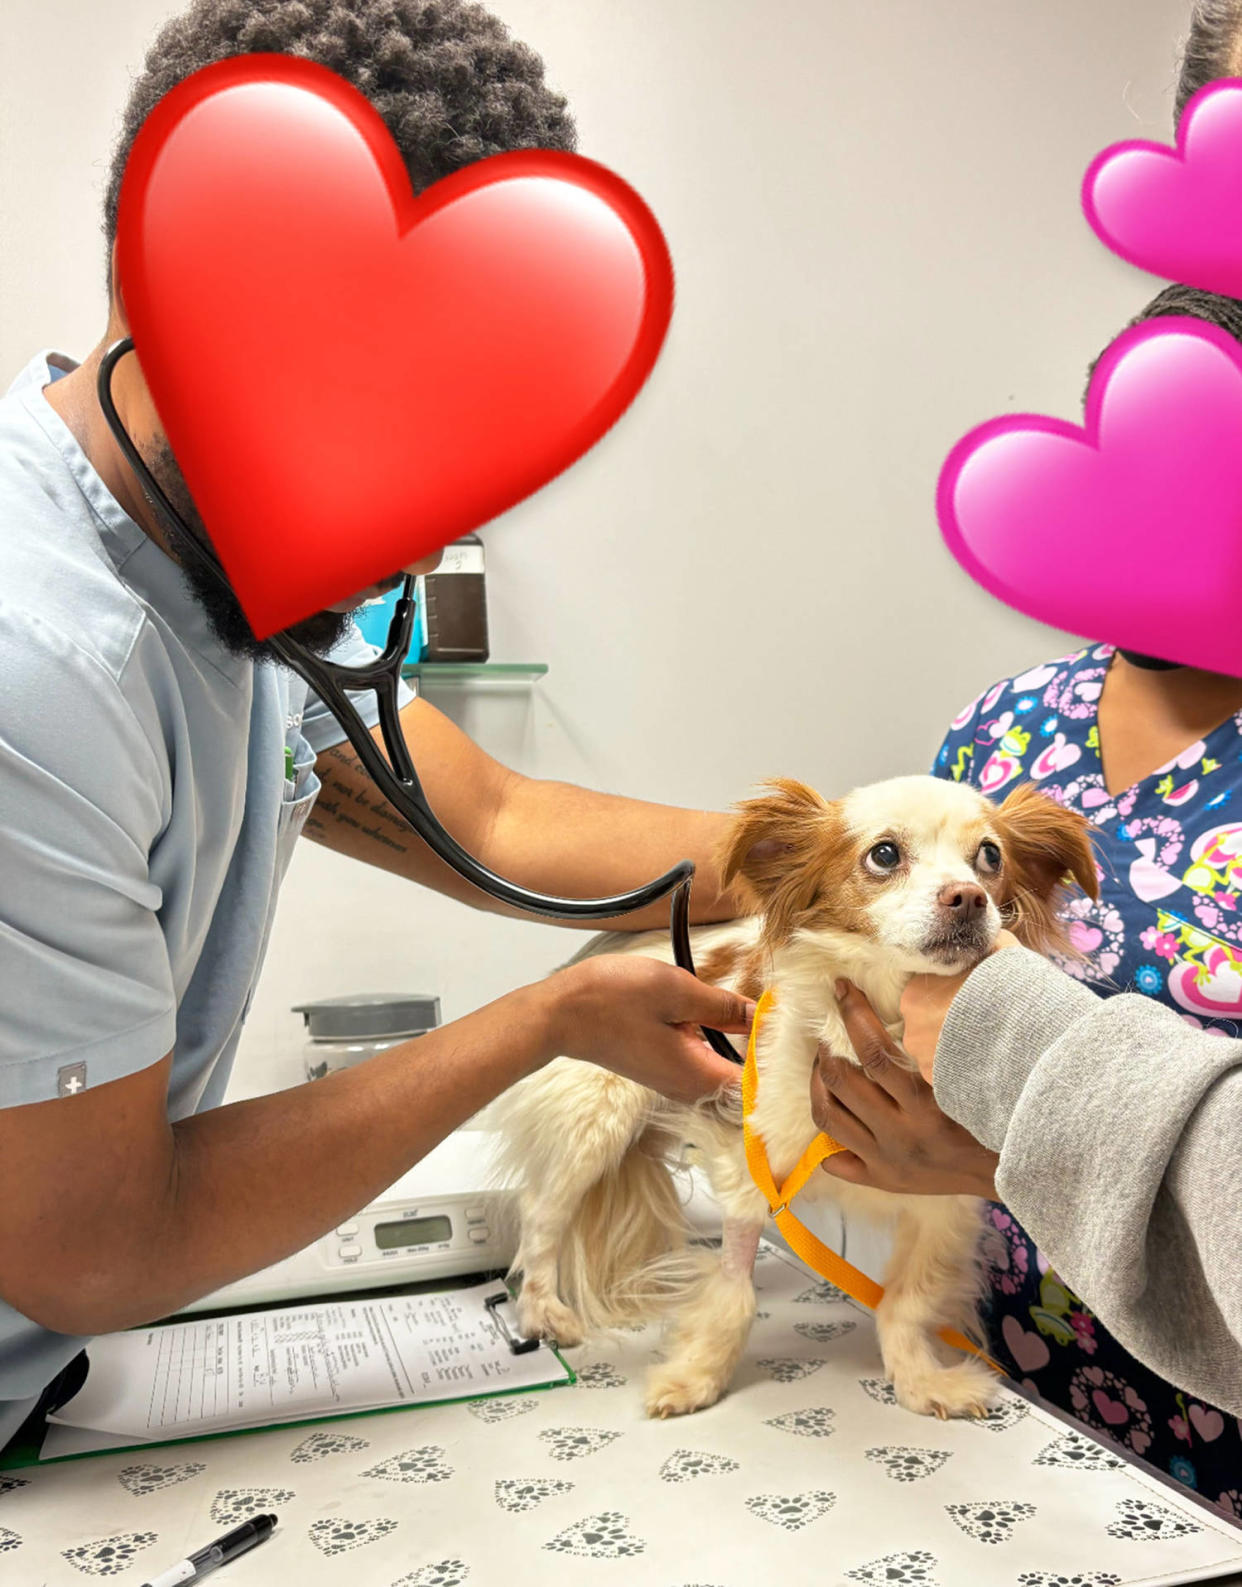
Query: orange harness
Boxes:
[{"xmin": 741, "ymin": 989, "xmax": 999, "ymax": 1369}]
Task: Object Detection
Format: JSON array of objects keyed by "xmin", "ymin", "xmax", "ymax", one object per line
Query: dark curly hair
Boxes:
[
  {"xmin": 1176, "ymin": 0, "xmax": 1242, "ymax": 122},
  {"xmin": 102, "ymin": 0, "xmax": 576, "ymax": 279}
]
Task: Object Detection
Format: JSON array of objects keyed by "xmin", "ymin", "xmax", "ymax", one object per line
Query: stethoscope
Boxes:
[{"xmin": 97, "ymin": 337, "xmax": 738, "ymax": 1063}]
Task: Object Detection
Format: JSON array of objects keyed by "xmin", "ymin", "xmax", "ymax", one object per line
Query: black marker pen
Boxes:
[{"xmin": 140, "ymin": 1512, "xmax": 277, "ymax": 1586}]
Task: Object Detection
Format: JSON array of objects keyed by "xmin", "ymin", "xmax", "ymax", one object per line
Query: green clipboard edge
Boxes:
[{"xmin": 0, "ymin": 1277, "xmax": 575, "ymax": 1472}]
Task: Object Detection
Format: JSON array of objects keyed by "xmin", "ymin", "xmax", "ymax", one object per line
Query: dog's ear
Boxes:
[
  {"xmin": 720, "ymin": 779, "xmax": 839, "ymax": 944},
  {"xmin": 993, "ymin": 781, "xmax": 1099, "ymax": 953}
]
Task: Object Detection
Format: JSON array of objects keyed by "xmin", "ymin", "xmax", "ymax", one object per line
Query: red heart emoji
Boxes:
[
  {"xmin": 1092, "ymin": 1389, "xmax": 1131, "ymax": 1427},
  {"xmin": 116, "ymin": 56, "xmax": 674, "ymax": 637}
]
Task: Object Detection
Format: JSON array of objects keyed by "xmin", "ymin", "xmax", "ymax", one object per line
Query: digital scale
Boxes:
[{"xmin": 177, "ymin": 1128, "xmax": 516, "ymax": 1315}]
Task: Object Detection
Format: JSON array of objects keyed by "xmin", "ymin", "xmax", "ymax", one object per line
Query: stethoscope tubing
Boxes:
[{"xmin": 97, "ymin": 338, "xmax": 738, "ymax": 1062}]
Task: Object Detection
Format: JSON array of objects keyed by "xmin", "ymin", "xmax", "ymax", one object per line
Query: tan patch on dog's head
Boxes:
[
  {"xmin": 719, "ymin": 779, "xmax": 873, "ymax": 951},
  {"xmin": 993, "ymin": 782, "xmax": 1099, "ymax": 952}
]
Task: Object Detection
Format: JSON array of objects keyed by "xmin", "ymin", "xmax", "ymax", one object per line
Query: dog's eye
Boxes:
[
  {"xmin": 865, "ymin": 841, "xmax": 902, "ymax": 874},
  {"xmin": 976, "ymin": 840, "xmax": 1002, "ymax": 874}
]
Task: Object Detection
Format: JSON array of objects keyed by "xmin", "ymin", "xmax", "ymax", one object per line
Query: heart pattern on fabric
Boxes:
[
  {"xmin": 210, "ymin": 1487, "xmax": 297, "ymax": 1527},
  {"xmin": 574, "ymin": 1362, "xmax": 628, "ymax": 1389},
  {"xmin": 1070, "ymin": 923, "xmax": 1106, "ymax": 954},
  {"xmin": 538, "ymin": 1427, "xmax": 622, "ymax": 1461},
  {"xmin": 0, "ymin": 1527, "xmax": 21, "ymax": 1554},
  {"xmin": 844, "ymin": 1551, "xmax": 941, "ymax": 1585},
  {"xmin": 971, "ymin": 1397, "xmax": 1031, "ymax": 1433},
  {"xmin": 764, "ymin": 1406, "xmax": 837, "ymax": 1438},
  {"xmin": 793, "ymin": 1320, "xmax": 857, "ymax": 1344},
  {"xmin": 362, "ymin": 1446, "xmax": 454, "ymax": 1484},
  {"xmin": 1002, "ymin": 1314, "xmax": 1052, "ymax": 1373},
  {"xmin": 1017, "ymin": 1575, "xmax": 1123, "ymax": 1586},
  {"xmin": 290, "ymin": 1431, "xmax": 370, "ymax": 1463},
  {"xmin": 1032, "ymin": 1431, "xmax": 1126, "ymax": 1472},
  {"xmin": 858, "ymin": 1377, "xmax": 899, "ymax": 1407},
  {"xmin": 945, "ymin": 1500, "xmax": 1037, "ymax": 1544},
  {"xmin": 0, "ymin": 1477, "xmax": 29, "ymax": 1497},
  {"xmin": 1105, "ymin": 1498, "xmax": 1202, "ymax": 1540},
  {"xmin": 465, "ymin": 1395, "xmax": 537, "ymax": 1423},
  {"xmin": 392, "ymin": 1561, "xmax": 471, "ymax": 1587},
  {"xmin": 542, "ymin": 1511, "xmax": 646, "ymax": 1559},
  {"xmin": 308, "ymin": 1517, "xmax": 399, "ymax": 1555},
  {"xmin": 117, "ymin": 1462, "xmax": 206, "ymax": 1497},
  {"xmin": 744, "ymin": 1490, "xmax": 836, "ymax": 1531},
  {"xmin": 1092, "ymin": 1390, "xmax": 1131, "ymax": 1426},
  {"xmin": 794, "ymin": 1281, "xmax": 851, "ymax": 1304},
  {"xmin": 865, "ymin": 1446, "xmax": 953, "ymax": 1483},
  {"xmin": 756, "ymin": 1357, "xmax": 826, "ymax": 1383},
  {"xmin": 1189, "ymin": 1402, "xmax": 1226, "ymax": 1441},
  {"xmin": 658, "ymin": 1449, "xmax": 740, "ymax": 1482},
  {"xmin": 62, "ymin": 1531, "xmax": 159, "ymax": 1577},
  {"xmin": 494, "ymin": 1477, "xmax": 575, "ymax": 1513}
]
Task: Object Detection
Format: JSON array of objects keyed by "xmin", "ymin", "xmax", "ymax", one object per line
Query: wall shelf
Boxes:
[{"xmin": 403, "ymin": 661, "xmax": 548, "ymax": 683}]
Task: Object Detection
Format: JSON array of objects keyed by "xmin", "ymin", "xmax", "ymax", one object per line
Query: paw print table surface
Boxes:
[{"xmin": 2, "ymin": 1245, "xmax": 1240, "ymax": 1586}]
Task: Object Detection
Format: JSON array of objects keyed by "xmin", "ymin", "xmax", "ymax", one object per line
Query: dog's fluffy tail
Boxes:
[
  {"xmin": 552, "ymin": 1132, "xmax": 695, "ymax": 1334},
  {"xmin": 491, "ymin": 1062, "xmax": 701, "ymax": 1337}
]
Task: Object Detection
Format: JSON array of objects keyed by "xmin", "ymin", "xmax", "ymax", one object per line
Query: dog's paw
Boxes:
[
  {"xmin": 517, "ymin": 1293, "xmax": 586, "ymax": 1349},
  {"xmin": 643, "ymin": 1365, "xmax": 727, "ymax": 1419},
  {"xmin": 891, "ymin": 1360, "xmax": 999, "ymax": 1420}
]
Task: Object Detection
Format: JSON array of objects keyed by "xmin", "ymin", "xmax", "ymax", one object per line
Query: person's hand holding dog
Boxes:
[{"xmin": 810, "ymin": 931, "xmax": 1022, "ymax": 1197}]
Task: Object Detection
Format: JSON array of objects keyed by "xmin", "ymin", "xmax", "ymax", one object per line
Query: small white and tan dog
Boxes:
[{"xmin": 493, "ymin": 774, "xmax": 1096, "ymax": 1421}]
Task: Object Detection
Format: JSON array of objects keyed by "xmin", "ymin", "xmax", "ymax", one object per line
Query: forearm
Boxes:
[
  {"xmin": 306, "ymin": 706, "xmax": 741, "ymax": 928},
  {"xmin": 484, "ymin": 776, "xmax": 740, "ymax": 930},
  {"xmin": 936, "ymin": 948, "xmax": 1242, "ymax": 1412},
  {"xmin": 54, "ymin": 984, "xmax": 551, "ymax": 1334}
]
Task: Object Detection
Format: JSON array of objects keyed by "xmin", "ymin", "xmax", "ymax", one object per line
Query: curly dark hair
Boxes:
[
  {"xmin": 1176, "ymin": 0, "xmax": 1242, "ymax": 122},
  {"xmin": 102, "ymin": 0, "xmax": 577, "ymax": 276}
]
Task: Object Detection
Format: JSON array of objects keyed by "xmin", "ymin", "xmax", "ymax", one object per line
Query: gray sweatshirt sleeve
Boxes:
[{"xmin": 934, "ymin": 946, "xmax": 1242, "ymax": 1415}]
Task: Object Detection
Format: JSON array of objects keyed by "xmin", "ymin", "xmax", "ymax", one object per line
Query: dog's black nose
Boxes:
[{"xmin": 937, "ymin": 881, "xmax": 987, "ymax": 919}]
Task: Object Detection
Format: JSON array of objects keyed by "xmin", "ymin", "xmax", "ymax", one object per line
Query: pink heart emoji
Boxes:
[
  {"xmin": 1093, "ymin": 1389, "xmax": 1131, "ymax": 1427},
  {"xmin": 937, "ymin": 318, "xmax": 1242, "ymax": 676},
  {"xmin": 1084, "ymin": 81, "xmax": 1242, "ymax": 298},
  {"xmin": 1002, "ymin": 1313, "xmax": 1050, "ymax": 1373},
  {"xmin": 1189, "ymin": 1403, "xmax": 1226, "ymax": 1442}
]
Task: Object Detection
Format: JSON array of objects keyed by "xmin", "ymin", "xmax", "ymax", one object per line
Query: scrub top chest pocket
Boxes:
[{"xmin": 276, "ymin": 728, "xmax": 320, "ymax": 879}]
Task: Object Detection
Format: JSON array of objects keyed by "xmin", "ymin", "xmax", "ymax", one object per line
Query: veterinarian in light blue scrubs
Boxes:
[
  {"xmin": 0, "ymin": 0, "xmax": 750, "ymax": 1458},
  {"xmin": 0, "ymin": 351, "xmax": 408, "ymax": 1443}
]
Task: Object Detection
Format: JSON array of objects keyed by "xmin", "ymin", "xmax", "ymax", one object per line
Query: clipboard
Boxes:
[{"xmin": 0, "ymin": 1277, "xmax": 570, "ymax": 1470}]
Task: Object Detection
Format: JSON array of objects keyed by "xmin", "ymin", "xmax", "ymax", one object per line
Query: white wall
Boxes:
[{"xmin": 3, "ymin": 0, "xmax": 1192, "ymax": 1097}]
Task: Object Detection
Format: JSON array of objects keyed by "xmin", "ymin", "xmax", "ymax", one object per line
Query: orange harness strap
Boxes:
[{"xmin": 741, "ymin": 988, "xmax": 999, "ymax": 1370}]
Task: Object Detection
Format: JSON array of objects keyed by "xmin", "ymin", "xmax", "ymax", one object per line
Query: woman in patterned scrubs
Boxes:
[{"xmin": 934, "ymin": 617, "xmax": 1242, "ymax": 1513}]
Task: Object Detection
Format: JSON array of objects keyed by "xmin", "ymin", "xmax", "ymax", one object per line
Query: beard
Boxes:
[{"xmin": 143, "ymin": 438, "xmax": 353, "ymax": 663}]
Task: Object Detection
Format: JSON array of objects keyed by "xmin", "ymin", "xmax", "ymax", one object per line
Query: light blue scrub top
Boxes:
[{"xmin": 0, "ymin": 351, "xmax": 411, "ymax": 1445}]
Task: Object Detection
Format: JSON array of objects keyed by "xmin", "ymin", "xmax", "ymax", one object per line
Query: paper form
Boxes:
[{"xmin": 47, "ymin": 1281, "xmax": 566, "ymax": 1445}]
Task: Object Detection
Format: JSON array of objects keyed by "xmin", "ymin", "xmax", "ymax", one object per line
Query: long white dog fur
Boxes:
[{"xmin": 493, "ymin": 774, "xmax": 1096, "ymax": 1420}]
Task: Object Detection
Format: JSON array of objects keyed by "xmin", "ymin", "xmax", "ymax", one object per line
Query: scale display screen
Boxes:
[{"xmin": 373, "ymin": 1214, "xmax": 453, "ymax": 1252}]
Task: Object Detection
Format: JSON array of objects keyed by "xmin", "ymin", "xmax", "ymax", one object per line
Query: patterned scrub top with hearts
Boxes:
[{"xmin": 934, "ymin": 641, "xmax": 1242, "ymax": 1519}]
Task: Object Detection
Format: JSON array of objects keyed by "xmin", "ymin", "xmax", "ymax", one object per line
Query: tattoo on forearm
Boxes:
[{"xmin": 303, "ymin": 744, "xmax": 412, "ymax": 858}]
